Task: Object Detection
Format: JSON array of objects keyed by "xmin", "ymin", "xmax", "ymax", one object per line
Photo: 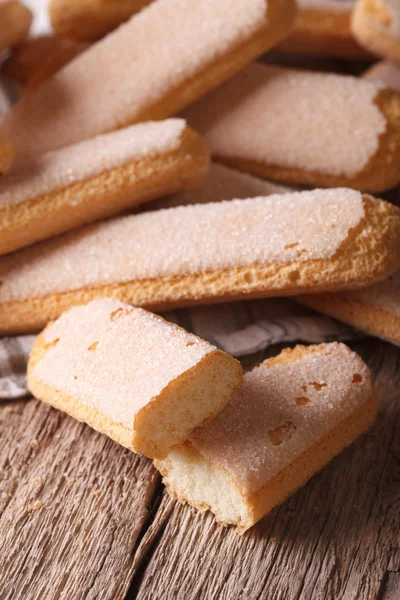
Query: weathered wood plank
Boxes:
[
  {"xmin": 0, "ymin": 398, "xmax": 160, "ymax": 600},
  {"xmin": 0, "ymin": 340, "xmax": 397, "ymax": 599},
  {"xmin": 130, "ymin": 341, "xmax": 400, "ymax": 600}
]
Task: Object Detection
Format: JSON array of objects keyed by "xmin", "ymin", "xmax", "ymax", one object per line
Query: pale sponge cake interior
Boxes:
[
  {"xmin": 156, "ymin": 343, "xmax": 376, "ymax": 533},
  {"xmin": 28, "ymin": 298, "xmax": 243, "ymax": 459}
]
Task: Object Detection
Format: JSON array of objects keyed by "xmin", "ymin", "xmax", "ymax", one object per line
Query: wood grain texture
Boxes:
[
  {"xmin": 0, "ymin": 340, "xmax": 399, "ymax": 600},
  {"xmin": 0, "ymin": 399, "xmax": 160, "ymax": 600},
  {"xmin": 130, "ymin": 341, "xmax": 400, "ymax": 600}
]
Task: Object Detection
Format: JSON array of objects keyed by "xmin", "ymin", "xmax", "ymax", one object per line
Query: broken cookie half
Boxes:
[{"xmin": 156, "ymin": 343, "xmax": 376, "ymax": 533}]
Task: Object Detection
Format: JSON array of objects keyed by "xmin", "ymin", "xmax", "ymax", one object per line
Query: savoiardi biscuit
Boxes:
[
  {"xmin": 0, "ymin": 188, "xmax": 399, "ymax": 334},
  {"xmin": 155, "ymin": 343, "xmax": 376, "ymax": 533},
  {"xmin": 1, "ymin": 0, "xmax": 297, "ymax": 160},
  {"xmin": 0, "ymin": 119, "xmax": 209, "ymax": 255},
  {"xmin": 28, "ymin": 298, "xmax": 242, "ymax": 459},
  {"xmin": 184, "ymin": 62, "xmax": 400, "ymax": 192}
]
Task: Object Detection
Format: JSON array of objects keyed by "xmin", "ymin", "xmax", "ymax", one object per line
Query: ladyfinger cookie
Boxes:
[
  {"xmin": 28, "ymin": 298, "xmax": 242, "ymax": 459},
  {"xmin": 0, "ymin": 135, "xmax": 14, "ymax": 177},
  {"xmin": 184, "ymin": 62, "xmax": 400, "ymax": 193},
  {"xmin": 1, "ymin": 189, "xmax": 400, "ymax": 334},
  {"xmin": 0, "ymin": 0, "xmax": 297, "ymax": 160},
  {"xmin": 364, "ymin": 60, "xmax": 400, "ymax": 91},
  {"xmin": 277, "ymin": 0, "xmax": 368, "ymax": 59},
  {"xmin": 49, "ymin": 0, "xmax": 153, "ymax": 41},
  {"xmin": 299, "ymin": 270, "xmax": 400, "ymax": 345},
  {"xmin": 0, "ymin": 1, "xmax": 32, "ymax": 52},
  {"xmin": 155, "ymin": 343, "xmax": 376, "ymax": 533},
  {"xmin": 352, "ymin": 0, "xmax": 400, "ymax": 62},
  {"xmin": 0, "ymin": 119, "xmax": 209, "ymax": 256},
  {"xmin": 150, "ymin": 163, "xmax": 290, "ymax": 211}
]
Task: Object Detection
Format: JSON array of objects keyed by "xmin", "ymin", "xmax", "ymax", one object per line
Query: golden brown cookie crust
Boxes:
[
  {"xmin": 0, "ymin": 1, "xmax": 32, "ymax": 52},
  {"xmin": 278, "ymin": 4, "xmax": 370, "ymax": 59},
  {"xmin": 49, "ymin": 0, "xmax": 153, "ymax": 41},
  {"xmin": 28, "ymin": 317, "xmax": 243, "ymax": 460},
  {"xmin": 0, "ymin": 125, "xmax": 209, "ymax": 256},
  {"xmin": 298, "ymin": 291, "xmax": 400, "ymax": 345},
  {"xmin": 1, "ymin": 195, "xmax": 400, "ymax": 334}
]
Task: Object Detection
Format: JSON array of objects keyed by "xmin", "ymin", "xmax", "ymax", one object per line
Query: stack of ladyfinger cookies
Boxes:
[{"xmin": 1, "ymin": 0, "xmax": 400, "ymax": 533}]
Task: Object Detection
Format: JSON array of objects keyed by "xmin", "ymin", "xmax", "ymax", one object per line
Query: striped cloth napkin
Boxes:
[{"xmin": 0, "ymin": 298, "xmax": 360, "ymax": 401}]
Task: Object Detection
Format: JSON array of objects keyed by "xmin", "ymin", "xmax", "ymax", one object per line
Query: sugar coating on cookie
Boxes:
[
  {"xmin": 1, "ymin": 0, "xmax": 273, "ymax": 157},
  {"xmin": 184, "ymin": 63, "xmax": 386, "ymax": 179},
  {"xmin": 0, "ymin": 119, "xmax": 186, "ymax": 209},
  {"xmin": 351, "ymin": 270, "xmax": 400, "ymax": 317},
  {"xmin": 30, "ymin": 298, "xmax": 242, "ymax": 458},
  {"xmin": 0, "ymin": 189, "xmax": 365, "ymax": 302},
  {"xmin": 153, "ymin": 163, "xmax": 290, "ymax": 210},
  {"xmin": 33, "ymin": 299, "xmax": 216, "ymax": 429},
  {"xmin": 364, "ymin": 60, "xmax": 400, "ymax": 91},
  {"xmin": 190, "ymin": 343, "xmax": 370, "ymax": 495},
  {"xmin": 156, "ymin": 342, "xmax": 374, "ymax": 531}
]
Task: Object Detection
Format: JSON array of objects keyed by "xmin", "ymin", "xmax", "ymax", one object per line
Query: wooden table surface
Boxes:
[{"xmin": 0, "ymin": 337, "xmax": 398, "ymax": 600}]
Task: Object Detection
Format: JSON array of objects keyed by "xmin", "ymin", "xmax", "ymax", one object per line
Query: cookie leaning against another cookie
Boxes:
[
  {"xmin": 49, "ymin": 0, "xmax": 153, "ymax": 41},
  {"xmin": 277, "ymin": 0, "xmax": 369, "ymax": 59},
  {"xmin": 0, "ymin": 119, "xmax": 209, "ymax": 256},
  {"xmin": 28, "ymin": 298, "xmax": 243, "ymax": 459},
  {"xmin": 0, "ymin": 0, "xmax": 32, "ymax": 52},
  {"xmin": 155, "ymin": 343, "xmax": 376, "ymax": 533},
  {"xmin": 184, "ymin": 62, "xmax": 400, "ymax": 193},
  {"xmin": 352, "ymin": 0, "xmax": 400, "ymax": 62},
  {"xmin": 0, "ymin": 189, "xmax": 399, "ymax": 334},
  {"xmin": 298, "ymin": 270, "xmax": 400, "ymax": 346},
  {"xmin": 0, "ymin": 0, "xmax": 297, "ymax": 159}
]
